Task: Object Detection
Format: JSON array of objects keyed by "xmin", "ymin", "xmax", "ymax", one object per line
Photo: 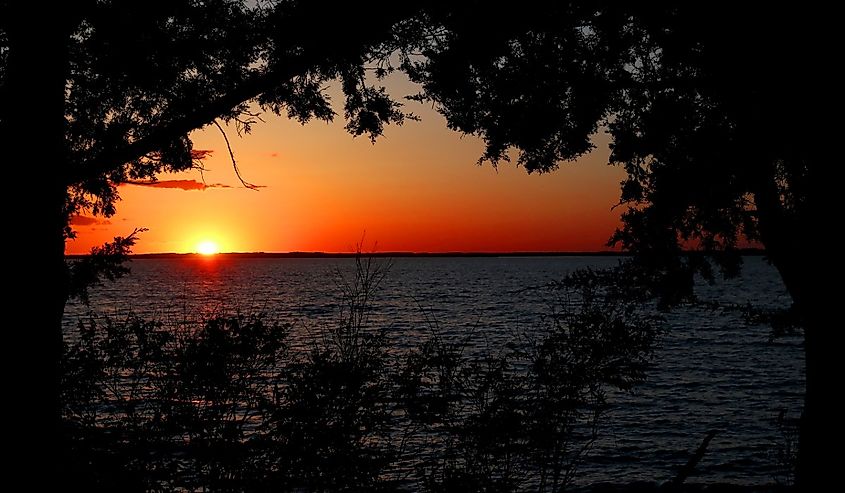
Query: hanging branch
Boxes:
[{"xmin": 213, "ymin": 120, "xmax": 261, "ymax": 190}]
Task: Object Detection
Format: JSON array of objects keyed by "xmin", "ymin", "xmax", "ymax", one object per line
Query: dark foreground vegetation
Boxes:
[
  {"xmin": 62, "ymin": 259, "xmax": 662, "ymax": 492},
  {"xmin": 4, "ymin": 2, "xmax": 827, "ymax": 485}
]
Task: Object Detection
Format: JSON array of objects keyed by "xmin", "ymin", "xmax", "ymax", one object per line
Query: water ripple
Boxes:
[{"xmin": 64, "ymin": 256, "xmax": 802, "ymax": 485}]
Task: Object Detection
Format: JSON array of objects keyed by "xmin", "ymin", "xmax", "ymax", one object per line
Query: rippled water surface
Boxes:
[{"xmin": 64, "ymin": 256, "xmax": 803, "ymax": 485}]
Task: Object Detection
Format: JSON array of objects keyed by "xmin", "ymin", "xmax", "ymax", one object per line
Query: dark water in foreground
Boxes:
[{"xmin": 63, "ymin": 256, "xmax": 803, "ymax": 485}]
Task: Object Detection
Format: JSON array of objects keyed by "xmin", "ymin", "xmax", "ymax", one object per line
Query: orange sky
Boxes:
[{"xmin": 67, "ymin": 77, "xmax": 626, "ymax": 254}]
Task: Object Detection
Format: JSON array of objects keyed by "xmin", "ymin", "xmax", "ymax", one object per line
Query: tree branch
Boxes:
[
  {"xmin": 213, "ymin": 120, "xmax": 260, "ymax": 191},
  {"xmin": 67, "ymin": 5, "xmax": 423, "ymax": 186},
  {"xmin": 69, "ymin": 69, "xmax": 285, "ymax": 185}
]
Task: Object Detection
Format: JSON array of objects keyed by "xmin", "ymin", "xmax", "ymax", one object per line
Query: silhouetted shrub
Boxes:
[
  {"xmin": 262, "ymin": 256, "xmax": 396, "ymax": 491},
  {"xmin": 62, "ymin": 313, "xmax": 289, "ymax": 490},
  {"xmin": 397, "ymin": 268, "xmax": 657, "ymax": 492},
  {"xmin": 61, "ymin": 261, "xmax": 657, "ymax": 491}
]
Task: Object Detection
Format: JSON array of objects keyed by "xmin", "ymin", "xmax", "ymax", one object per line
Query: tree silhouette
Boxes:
[
  {"xmin": 400, "ymin": 4, "xmax": 832, "ymax": 486},
  {"xmin": 2, "ymin": 2, "xmax": 420, "ymax": 467},
  {"xmin": 0, "ymin": 2, "xmax": 831, "ymax": 485}
]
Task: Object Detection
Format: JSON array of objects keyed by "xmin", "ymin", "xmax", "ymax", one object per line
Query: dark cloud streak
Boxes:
[
  {"xmin": 70, "ymin": 215, "xmax": 111, "ymax": 226},
  {"xmin": 123, "ymin": 179, "xmax": 232, "ymax": 191}
]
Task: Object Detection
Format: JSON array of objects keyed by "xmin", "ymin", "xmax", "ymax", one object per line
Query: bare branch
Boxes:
[{"xmin": 213, "ymin": 120, "xmax": 261, "ymax": 191}]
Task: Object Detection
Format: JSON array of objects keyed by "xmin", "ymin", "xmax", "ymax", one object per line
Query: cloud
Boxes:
[
  {"xmin": 123, "ymin": 179, "xmax": 232, "ymax": 191},
  {"xmin": 192, "ymin": 149, "xmax": 214, "ymax": 160},
  {"xmin": 70, "ymin": 215, "xmax": 112, "ymax": 226}
]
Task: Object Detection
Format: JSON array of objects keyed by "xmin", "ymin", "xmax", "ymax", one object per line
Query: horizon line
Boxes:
[{"xmin": 66, "ymin": 248, "xmax": 767, "ymax": 259}]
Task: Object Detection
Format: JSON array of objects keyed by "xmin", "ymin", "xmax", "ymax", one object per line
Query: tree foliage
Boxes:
[
  {"xmin": 2, "ymin": 3, "xmax": 824, "ymax": 281},
  {"xmin": 406, "ymin": 4, "xmax": 827, "ymax": 301},
  {"xmin": 0, "ymin": 1, "xmax": 421, "ymax": 232},
  {"xmin": 66, "ymin": 228, "xmax": 146, "ymax": 304},
  {"xmin": 1, "ymin": 1, "xmax": 831, "ymax": 485},
  {"xmin": 2, "ymin": 3, "xmax": 825, "ymax": 301}
]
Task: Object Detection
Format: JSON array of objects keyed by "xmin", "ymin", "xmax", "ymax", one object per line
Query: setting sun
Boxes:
[{"xmin": 196, "ymin": 241, "xmax": 220, "ymax": 255}]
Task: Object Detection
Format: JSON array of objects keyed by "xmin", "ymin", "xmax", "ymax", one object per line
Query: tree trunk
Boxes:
[
  {"xmin": 767, "ymin": 254, "xmax": 830, "ymax": 488},
  {"xmin": 2, "ymin": 8, "xmax": 71, "ymax": 474},
  {"xmin": 754, "ymin": 182, "xmax": 831, "ymax": 488}
]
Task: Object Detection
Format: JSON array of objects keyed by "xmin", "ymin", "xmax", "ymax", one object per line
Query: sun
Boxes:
[{"xmin": 196, "ymin": 240, "xmax": 220, "ymax": 255}]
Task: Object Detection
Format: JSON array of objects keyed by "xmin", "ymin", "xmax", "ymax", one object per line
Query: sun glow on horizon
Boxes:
[
  {"xmin": 65, "ymin": 93, "xmax": 626, "ymax": 255},
  {"xmin": 196, "ymin": 240, "xmax": 220, "ymax": 255}
]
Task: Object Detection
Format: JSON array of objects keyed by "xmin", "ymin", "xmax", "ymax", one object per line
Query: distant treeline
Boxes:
[{"xmin": 66, "ymin": 249, "xmax": 768, "ymax": 260}]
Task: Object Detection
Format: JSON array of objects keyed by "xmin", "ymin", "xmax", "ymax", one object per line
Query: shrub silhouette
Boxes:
[
  {"xmin": 62, "ymin": 262, "xmax": 656, "ymax": 491},
  {"xmin": 398, "ymin": 268, "xmax": 657, "ymax": 493}
]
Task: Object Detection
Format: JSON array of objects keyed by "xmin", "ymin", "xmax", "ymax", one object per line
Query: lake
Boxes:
[{"xmin": 63, "ymin": 255, "xmax": 803, "ymax": 486}]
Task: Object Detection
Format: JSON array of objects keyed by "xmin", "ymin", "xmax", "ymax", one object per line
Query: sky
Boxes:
[{"xmin": 66, "ymin": 78, "xmax": 627, "ymax": 255}]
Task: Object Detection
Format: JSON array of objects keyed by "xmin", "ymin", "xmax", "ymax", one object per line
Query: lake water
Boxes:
[{"xmin": 63, "ymin": 255, "xmax": 803, "ymax": 486}]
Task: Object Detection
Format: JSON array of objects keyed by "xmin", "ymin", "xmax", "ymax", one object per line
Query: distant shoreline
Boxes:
[{"xmin": 66, "ymin": 249, "xmax": 767, "ymax": 259}]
